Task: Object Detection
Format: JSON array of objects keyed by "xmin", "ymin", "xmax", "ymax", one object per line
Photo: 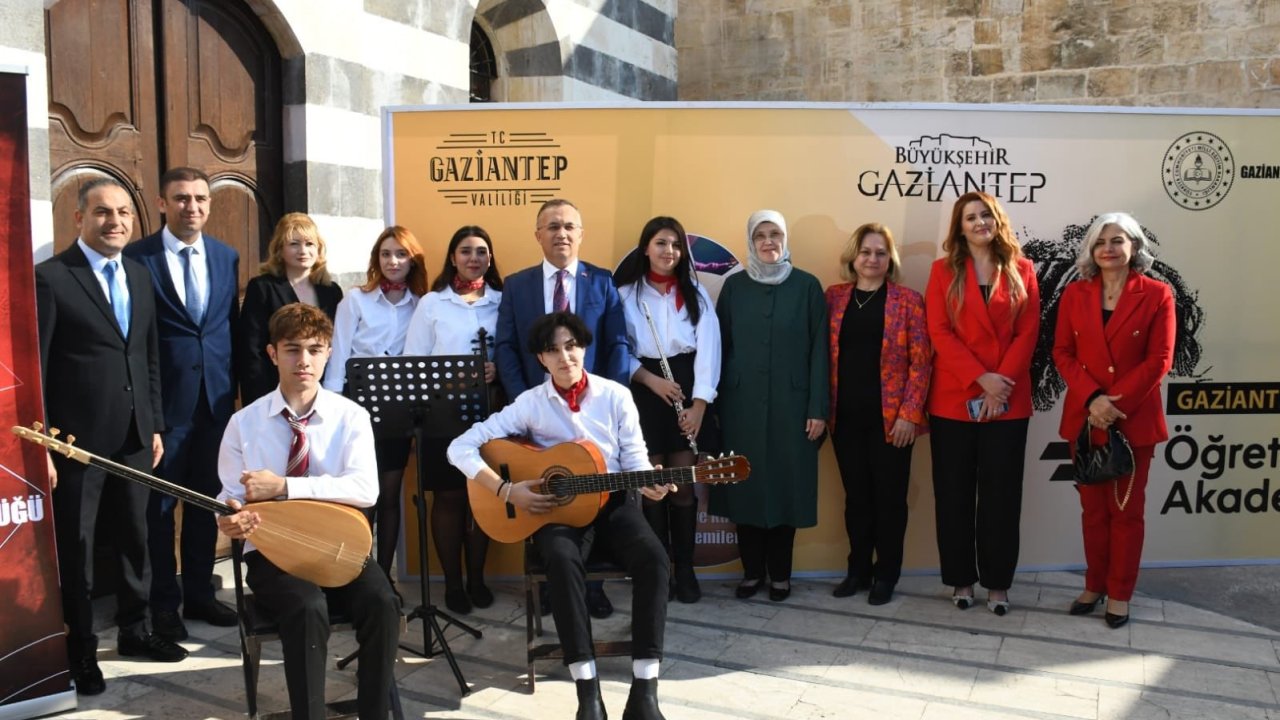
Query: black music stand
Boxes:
[{"xmin": 343, "ymin": 354, "xmax": 489, "ymax": 696}]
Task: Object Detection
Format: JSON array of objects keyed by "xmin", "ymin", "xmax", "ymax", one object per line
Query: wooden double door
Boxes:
[{"xmin": 46, "ymin": 0, "xmax": 283, "ymax": 290}]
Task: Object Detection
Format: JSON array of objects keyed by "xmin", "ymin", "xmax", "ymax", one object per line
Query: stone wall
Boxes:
[{"xmin": 676, "ymin": 0, "xmax": 1280, "ymax": 108}]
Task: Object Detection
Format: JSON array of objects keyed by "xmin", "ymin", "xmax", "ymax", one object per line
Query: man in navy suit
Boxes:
[
  {"xmin": 494, "ymin": 198, "xmax": 631, "ymax": 618},
  {"xmin": 124, "ymin": 167, "xmax": 240, "ymax": 640},
  {"xmin": 37, "ymin": 178, "xmax": 188, "ymax": 695},
  {"xmin": 495, "ymin": 199, "xmax": 630, "ymax": 395}
]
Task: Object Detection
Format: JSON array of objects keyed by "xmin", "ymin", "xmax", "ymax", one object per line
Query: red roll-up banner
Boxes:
[{"xmin": 0, "ymin": 70, "xmax": 75, "ymax": 718}]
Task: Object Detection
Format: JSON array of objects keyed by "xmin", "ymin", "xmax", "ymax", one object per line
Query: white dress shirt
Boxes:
[
  {"xmin": 542, "ymin": 259, "xmax": 579, "ymax": 313},
  {"xmin": 403, "ymin": 286, "xmax": 502, "ymax": 357},
  {"xmin": 218, "ymin": 387, "xmax": 379, "ymax": 552},
  {"xmin": 160, "ymin": 226, "xmax": 208, "ymax": 308},
  {"xmin": 323, "ymin": 286, "xmax": 419, "ymax": 391},
  {"xmin": 77, "ymin": 238, "xmax": 130, "ymax": 306},
  {"xmin": 618, "ymin": 280, "xmax": 722, "ymax": 403},
  {"xmin": 448, "ymin": 373, "xmax": 652, "ymax": 480}
]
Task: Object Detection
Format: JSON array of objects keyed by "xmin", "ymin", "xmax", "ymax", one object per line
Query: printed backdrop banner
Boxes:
[
  {"xmin": 385, "ymin": 103, "xmax": 1279, "ymax": 576},
  {"xmin": 0, "ymin": 71, "xmax": 74, "ymax": 717}
]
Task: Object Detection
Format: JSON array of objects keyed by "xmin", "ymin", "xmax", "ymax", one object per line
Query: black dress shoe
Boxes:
[
  {"xmin": 73, "ymin": 656, "xmax": 106, "ymax": 696},
  {"xmin": 1104, "ymin": 612, "xmax": 1130, "ymax": 629},
  {"xmin": 867, "ymin": 580, "xmax": 895, "ymax": 606},
  {"xmin": 152, "ymin": 609, "xmax": 189, "ymax": 642},
  {"xmin": 586, "ymin": 583, "xmax": 614, "ymax": 619},
  {"xmin": 468, "ymin": 581, "xmax": 495, "ymax": 609},
  {"xmin": 734, "ymin": 578, "xmax": 761, "ymax": 599},
  {"xmin": 832, "ymin": 576, "xmax": 871, "ymax": 598},
  {"xmin": 183, "ymin": 598, "xmax": 238, "ymax": 627},
  {"xmin": 118, "ymin": 632, "xmax": 188, "ymax": 662},
  {"xmin": 621, "ymin": 677, "xmax": 666, "ymax": 720},
  {"xmin": 574, "ymin": 677, "xmax": 607, "ymax": 720},
  {"xmin": 1069, "ymin": 594, "xmax": 1105, "ymax": 616},
  {"xmin": 444, "ymin": 586, "xmax": 473, "ymax": 614},
  {"xmin": 768, "ymin": 582, "xmax": 791, "ymax": 602}
]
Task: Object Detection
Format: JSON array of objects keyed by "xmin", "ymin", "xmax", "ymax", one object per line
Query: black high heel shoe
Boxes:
[
  {"xmin": 951, "ymin": 588, "xmax": 974, "ymax": 610},
  {"xmin": 1069, "ymin": 593, "xmax": 1104, "ymax": 616},
  {"xmin": 1104, "ymin": 611, "xmax": 1130, "ymax": 629},
  {"xmin": 1104, "ymin": 599, "xmax": 1130, "ymax": 628}
]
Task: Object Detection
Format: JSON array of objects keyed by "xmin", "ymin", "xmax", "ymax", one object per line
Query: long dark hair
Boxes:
[
  {"xmin": 430, "ymin": 225, "xmax": 504, "ymax": 292},
  {"xmin": 613, "ymin": 216, "xmax": 702, "ymax": 325}
]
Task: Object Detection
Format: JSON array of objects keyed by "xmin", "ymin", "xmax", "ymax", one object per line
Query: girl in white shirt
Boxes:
[
  {"xmin": 323, "ymin": 225, "xmax": 428, "ymax": 578},
  {"xmin": 613, "ymin": 216, "xmax": 721, "ymax": 604},
  {"xmin": 403, "ymin": 225, "xmax": 503, "ymax": 614}
]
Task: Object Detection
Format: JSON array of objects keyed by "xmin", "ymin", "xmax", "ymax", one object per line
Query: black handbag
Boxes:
[{"xmin": 1073, "ymin": 424, "xmax": 1135, "ymax": 486}]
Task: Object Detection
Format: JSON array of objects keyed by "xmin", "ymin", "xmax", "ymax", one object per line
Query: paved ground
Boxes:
[{"xmin": 50, "ymin": 563, "xmax": 1280, "ymax": 719}]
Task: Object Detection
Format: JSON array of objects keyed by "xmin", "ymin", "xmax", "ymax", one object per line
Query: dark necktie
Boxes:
[
  {"xmin": 283, "ymin": 409, "xmax": 311, "ymax": 477},
  {"xmin": 553, "ymin": 269, "xmax": 569, "ymax": 313}
]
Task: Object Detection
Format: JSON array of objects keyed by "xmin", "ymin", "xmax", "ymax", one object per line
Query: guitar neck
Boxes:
[
  {"xmin": 84, "ymin": 454, "xmax": 233, "ymax": 516},
  {"xmin": 544, "ymin": 466, "xmax": 696, "ymax": 497}
]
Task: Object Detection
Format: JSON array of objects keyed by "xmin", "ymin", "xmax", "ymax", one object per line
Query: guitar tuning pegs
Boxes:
[
  {"xmin": 66, "ymin": 434, "xmax": 76, "ymax": 445},
  {"xmin": 32, "ymin": 421, "xmax": 44, "ymax": 431},
  {"xmin": 49, "ymin": 427, "xmax": 60, "ymax": 437}
]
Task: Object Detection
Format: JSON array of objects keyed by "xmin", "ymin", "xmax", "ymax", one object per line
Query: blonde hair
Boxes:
[
  {"xmin": 260, "ymin": 213, "xmax": 332, "ymax": 285},
  {"xmin": 942, "ymin": 191, "xmax": 1026, "ymax": 320},
  {"xmin": 839, "ymin": 223, "xmax": 902, "ymax": 284}
]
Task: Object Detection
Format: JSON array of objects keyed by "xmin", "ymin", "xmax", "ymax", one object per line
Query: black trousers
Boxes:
[
  {"xmin": 245, "ymin": 552, "xmax": 400, "ymax": 720},
  {"xmin": 736, "ymin": 524, "xmax": 796, "ymax": 582},
  {"xmin": 832, "ymin": 422, "xmax": 914, "ymax": 584},
  {"xmin": 533, "ymin": 496, "xmax": 668, "ymax": 664},
  {"xmin": 54, "ymin": 435, "xmax": 151, "ymax": 660},
  {"xmin": 148, "ymin": 391, "xmax": 225, "ymax": 611},
  {"xmin": 928, "ymin": 415, "xmax": 1029, "ymax": 590}
]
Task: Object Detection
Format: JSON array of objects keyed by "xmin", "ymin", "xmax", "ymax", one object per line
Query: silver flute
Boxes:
[{"xmin": 639, "ymin": 300, "xmax": 698, "ymax": 455}]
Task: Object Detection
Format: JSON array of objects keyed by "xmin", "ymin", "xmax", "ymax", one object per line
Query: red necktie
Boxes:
[
  {"xmin": 553, "ymin": 269, "xmax": 569, "ymax": 313},
  {"xmin": 283, "ymin": 409, "xmax": 311, "ymax": 477}
]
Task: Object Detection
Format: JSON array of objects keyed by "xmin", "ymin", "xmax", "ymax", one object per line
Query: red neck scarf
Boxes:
[
  {"xmin": 380, "ymin": 280, "xmax": 407, "ymax": 294},
  {"xmin": 553, "ymin": 373, "xmax": 589, "ymax": 412},
  {"xmin": 646, "ymin": 270, "xmax": 683, "ymax": 311},
  {"xmin": 452, "ymin": 275, "xmax": 485, "ymax": 294}
]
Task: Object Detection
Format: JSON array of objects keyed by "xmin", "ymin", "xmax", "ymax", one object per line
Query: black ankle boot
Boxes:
[
  {"xmin": 575, "ymin": 677, "xmax": 607, "ymax": 720},
  {"xmin": 621, "ymin": 677, "xmax": 666, "ymax": 720},
  {"xmin": 669, "ymin": 503, "xmax": 701, "ymax": 603}
]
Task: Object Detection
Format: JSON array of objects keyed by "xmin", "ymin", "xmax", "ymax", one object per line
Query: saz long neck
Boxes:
[
  {"xmin": 85, "ymin": 454, "xmax": 233, "ymax": 516},
  {"xmin": 542, "ymin": 466, "xmax": 696, "ymax": 497}
]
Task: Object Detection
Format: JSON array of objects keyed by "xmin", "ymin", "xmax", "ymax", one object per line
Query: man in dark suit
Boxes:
[
  {"xmin": 494, "ymin": 198, "xmax": 631, "ymax": 617},
  {"xmin": 495, "ymin": 199, "xmax": 630, "ymax": 395},
  {"xmin": 123, "ymin": 167, "xmax": 240, "ymax": 641},
  {"xmin": 37, "ymin": 177, "xmax": 188, "ymax": 696}
]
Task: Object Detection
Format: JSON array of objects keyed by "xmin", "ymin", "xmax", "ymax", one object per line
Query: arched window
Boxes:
[{"xmin": 470, "ymin": 22, "xmax": 498, "ymax": 103}]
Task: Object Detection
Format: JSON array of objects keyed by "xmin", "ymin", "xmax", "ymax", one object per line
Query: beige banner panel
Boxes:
[{"xmin": 386, "ymin": 103, "xmax": 1280, "ymax": 577}]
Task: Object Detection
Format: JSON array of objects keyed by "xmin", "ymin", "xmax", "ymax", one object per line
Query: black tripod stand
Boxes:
[{"xmin": 343, "ymin": 355, "xmax": 488, "ymax": 696}]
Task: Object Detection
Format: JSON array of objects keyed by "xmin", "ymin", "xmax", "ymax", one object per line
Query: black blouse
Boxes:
[{"xmin": 837, "ymin": 287, "xmax": 886, "ymax": 429}]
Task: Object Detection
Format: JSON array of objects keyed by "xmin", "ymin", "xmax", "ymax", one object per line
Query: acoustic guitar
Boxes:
[
  {"xmin": 470, "ymin": 438, "xmax": 750, "ymax": 543},
  {"xmin": 13, "ymin": 423, "xmax": 371, "ymax": 588}
]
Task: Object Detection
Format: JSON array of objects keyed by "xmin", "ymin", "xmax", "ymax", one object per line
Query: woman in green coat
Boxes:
[{"xmin": 711, "ymin": 209, "xmax": 829, "ymax": 602}]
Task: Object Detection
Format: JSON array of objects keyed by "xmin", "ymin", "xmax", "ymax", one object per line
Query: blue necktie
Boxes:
[
  {"xmin": 103, "ymin": 260, "xmax": 130, "ymax": 336},
  {"xmin": 180, "ymin": 246, "xmax": 205, "ymax": 324}
]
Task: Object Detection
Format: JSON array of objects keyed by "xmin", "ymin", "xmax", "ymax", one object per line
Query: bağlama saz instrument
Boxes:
[{"xmin": 13, "ymin": 423, "xmax": 370, "ymax": 587}]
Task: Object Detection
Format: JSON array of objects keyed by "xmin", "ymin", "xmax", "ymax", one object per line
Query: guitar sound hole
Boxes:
[{"xmin": 542, "ymin": 470, "xmax": 577, "ymax": 505}]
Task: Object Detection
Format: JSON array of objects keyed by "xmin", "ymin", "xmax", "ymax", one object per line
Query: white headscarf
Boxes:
[{"xmin": 745, "ymin": 209, "xmax": 793, "ymax": 286}]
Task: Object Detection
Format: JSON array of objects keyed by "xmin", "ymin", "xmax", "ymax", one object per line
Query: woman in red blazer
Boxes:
[
  {"xmin": 826, "ymin": 223, "xmax": 931, "ymax": 605},
  {"xmin": 925, "ymin": 191, "xmax": 1040, "ymax": 616},
  {"xmin": 1052, "ymin": 212, "xmax": 1175, "ymax": 630}
]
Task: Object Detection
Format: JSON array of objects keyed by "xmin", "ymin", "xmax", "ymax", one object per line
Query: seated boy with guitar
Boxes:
[
  {"xmin": 449, "ymin": 311, "xmax": 672, "ymax": 720},
  {"xmin": 216, "ymin": 303, "xmax": 400, "ymax": 720}
]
